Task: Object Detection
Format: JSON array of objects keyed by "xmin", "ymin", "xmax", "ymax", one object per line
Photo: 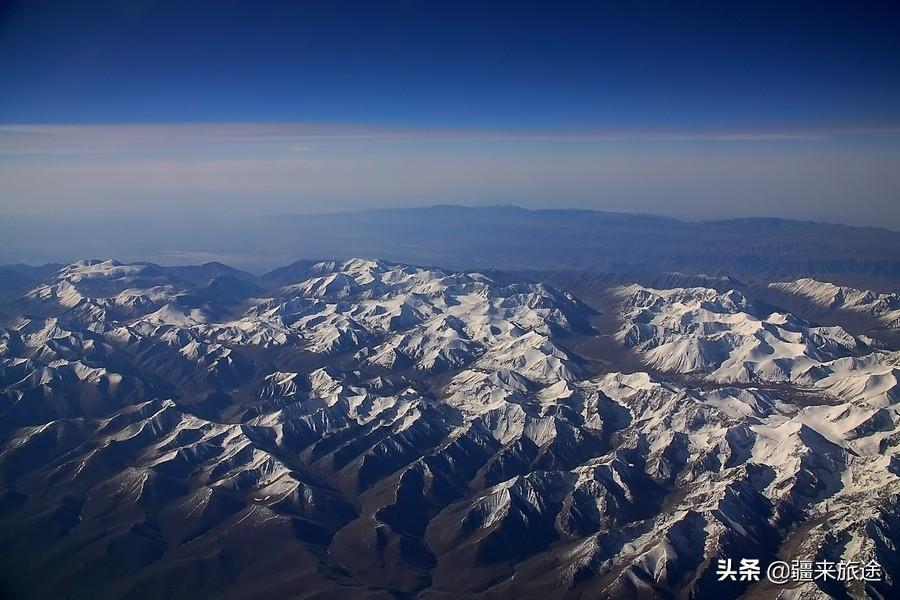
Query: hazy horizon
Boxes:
[
  {"xmin": 2, "ymin": 122, "xmax": 900, "ymax": 230},
  {"xmin": 3, "ymin": 205, "xmax": 900, "ymax": 295},
  {"xmin": 3, "ymin": 1, "xmax": 900, "ymax": 231}
]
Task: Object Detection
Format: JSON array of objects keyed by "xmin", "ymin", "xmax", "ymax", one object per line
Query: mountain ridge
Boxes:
[
  {"xmin": 4, "ymin": 206, "xmax": 900, "ymax": 287},
  {"xmin": 0, "ymin": 257, "xmax": 898, "ymax": 599}
]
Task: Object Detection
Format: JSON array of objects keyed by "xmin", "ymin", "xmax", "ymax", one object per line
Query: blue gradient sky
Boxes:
[{"xmin": 1, "ymin": 0, "xmax": 899, "ymax": 227}]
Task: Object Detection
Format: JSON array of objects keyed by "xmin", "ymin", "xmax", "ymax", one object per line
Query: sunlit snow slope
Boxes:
[{"xmin": 0, "ymin": 259, "xmax": 897, "ymax": 599}]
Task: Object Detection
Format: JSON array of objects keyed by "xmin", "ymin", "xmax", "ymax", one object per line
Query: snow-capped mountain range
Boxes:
[{"xmin": 0, "ymin": 258, "xmax": 898, "ymax": 599}]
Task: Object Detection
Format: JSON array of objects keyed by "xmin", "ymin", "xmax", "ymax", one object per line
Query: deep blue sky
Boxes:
[
  {"xmin": 2, "ymin": 0, "xmax": 899, "ymax": 128},
  {"xmin": 1, "ymin": 1, "xmax": 900, "ymax": 230}
]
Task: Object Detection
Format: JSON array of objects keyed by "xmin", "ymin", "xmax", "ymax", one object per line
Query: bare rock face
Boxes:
[{"xmin": 0, "ymin": 258, "xmax": 898, "ymax": 599}]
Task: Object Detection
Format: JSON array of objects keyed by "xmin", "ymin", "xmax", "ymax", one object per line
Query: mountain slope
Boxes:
[{"xmin": 0, "ymin": 258, "xmax": 897, "ymax": 599}]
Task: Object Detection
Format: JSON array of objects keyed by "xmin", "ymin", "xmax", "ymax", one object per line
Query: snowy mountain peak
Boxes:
[{"xmin": 1, "ymin": 259, "xmax": 898, "ymax": 599}]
